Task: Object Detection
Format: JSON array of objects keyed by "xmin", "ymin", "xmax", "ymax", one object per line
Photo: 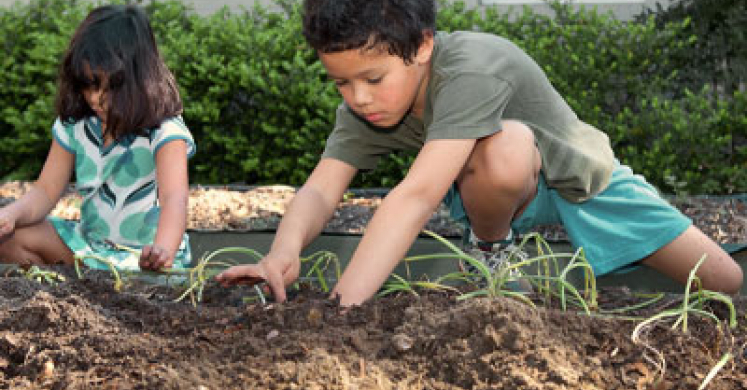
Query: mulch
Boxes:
[{"xmin": 4, "ymin": 181, "xmax": 744, "ymax": 244}]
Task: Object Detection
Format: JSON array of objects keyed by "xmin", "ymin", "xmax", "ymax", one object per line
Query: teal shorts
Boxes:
[
  {"xmin": 49, "ymin": 216, "xmax": 192, "ymax": 271},
  {"xmin": 444, "ymin": 162, "xmax": 692, "ymax": 276}
]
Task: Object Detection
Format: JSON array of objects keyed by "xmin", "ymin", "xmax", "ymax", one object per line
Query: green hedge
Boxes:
[
  {"xmin": 0, "ymin": 0, "xmax": 745, "ymax": 194},
  {"xmin": 638, "ymin": 0, "xmax": 746, "ymax": 97}
]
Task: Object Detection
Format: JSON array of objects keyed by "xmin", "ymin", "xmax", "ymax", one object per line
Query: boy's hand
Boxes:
[
  {"xmin": 215, "ymin": 254, "xmax": 300, "ymax": 302},
  {"xmin": 139, "ymin": 244, "xmax": 173, "ymax": 271}
]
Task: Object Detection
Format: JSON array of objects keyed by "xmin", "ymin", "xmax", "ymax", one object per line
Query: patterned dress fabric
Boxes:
[{"xmin": 49, "ymin": 116, "xmax": 195, "ymax": 270}]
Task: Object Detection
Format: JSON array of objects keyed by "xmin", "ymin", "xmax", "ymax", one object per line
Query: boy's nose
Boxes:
[{"xmin": 353, "ymin": 87, "xmax": 372, "ymax": 107}]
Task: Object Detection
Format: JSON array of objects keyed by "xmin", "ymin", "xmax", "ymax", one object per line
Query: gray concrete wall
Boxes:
[{"xmin": 1, "ymin": 0, "xmax": 676, "ymax": 21}]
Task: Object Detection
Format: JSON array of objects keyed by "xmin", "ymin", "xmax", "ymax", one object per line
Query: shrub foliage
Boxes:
[{"xmin": 0, "ymin": 0, "xmax": 744, "ymax": 194}]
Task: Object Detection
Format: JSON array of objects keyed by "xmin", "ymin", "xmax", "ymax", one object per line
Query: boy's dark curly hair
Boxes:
[{"xmin": 302, "ymin": 0, "xmax": 436, "ymax": 64}]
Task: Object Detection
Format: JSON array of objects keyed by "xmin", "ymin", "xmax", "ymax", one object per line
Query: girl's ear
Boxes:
[{"xmin": 415, "ymin": 30, "xmax": 435, "ymax": 65}]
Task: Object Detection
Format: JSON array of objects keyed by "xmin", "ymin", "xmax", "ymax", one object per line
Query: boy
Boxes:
[{"xmin": 217, "ymin": 0, "xmax": 743, "ymax": 305}]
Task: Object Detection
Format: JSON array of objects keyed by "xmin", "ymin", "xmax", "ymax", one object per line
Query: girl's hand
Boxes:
[
  {"xmin": 0, "ymin": 210, "xmax": 17, "ymax": 239},
  {"xmin": 139, "ymin": 244, "xmax": 174, "ymax": 271},
  {"xmin": 215, "ymin": 253, "xmax": 300, "ymax": 302}
]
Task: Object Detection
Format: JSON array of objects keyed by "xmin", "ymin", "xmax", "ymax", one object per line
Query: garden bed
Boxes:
[
  {"xmin": 0, "ymin": 182, "xmax": 746, "ymax": 388},
  {"xmin": 0, "ymin": 266, "xmax": 745, "ymax": 389}
]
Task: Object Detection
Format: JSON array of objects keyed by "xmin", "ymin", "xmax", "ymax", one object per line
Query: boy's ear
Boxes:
[{"xmin": 415, "ymin": 30, "xmax": 435, "ymax": 65}]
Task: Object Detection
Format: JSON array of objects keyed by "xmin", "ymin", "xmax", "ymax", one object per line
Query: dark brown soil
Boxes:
[
  {"xmin": 1, "ymin": 182, "xmax": 746, "ymax": 389},
  {"xmin": 0, "ymin": 267, "xmax": 745, "ymax": 390}
]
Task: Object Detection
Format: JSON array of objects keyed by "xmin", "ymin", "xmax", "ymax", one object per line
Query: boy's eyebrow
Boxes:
[{"xmin": 326, "ymin": 68, "xmax": 383, "ymax": 80}]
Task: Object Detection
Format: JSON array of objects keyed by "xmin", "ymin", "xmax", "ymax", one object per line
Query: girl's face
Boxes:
[
  {"xmin": 82, "ymin": 65, "xmax": 110, "ymax": 123},
  {"xmin": 83, "ymin": 86, "xmax": 108, "ymax": 122},
  {"xmin": 319, "ymin": 35, "xmax": 434, "ymax": 128}
]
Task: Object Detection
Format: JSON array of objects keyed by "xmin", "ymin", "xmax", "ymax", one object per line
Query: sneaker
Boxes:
[{"xmin": 460, "ymin": 228, "xmax": 532, "ymax": 292}]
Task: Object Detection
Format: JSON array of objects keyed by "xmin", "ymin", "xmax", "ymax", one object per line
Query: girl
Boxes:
[{"xmin": 0, "ymin": 4, "xmax": 195, "ymax": 271}]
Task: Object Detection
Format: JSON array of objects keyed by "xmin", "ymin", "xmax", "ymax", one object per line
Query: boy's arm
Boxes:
[
  {"xmin": 270, "ymin": 158, "xmax": 357, "ymax": 260},
  {"xmin": 0, "ymin": 139, "xmax": 73, "ymax": 235},
  {"xmin": 216, "ymin": 158, "xmax": 357, "ymax": 301},
  {"xmin": 332, "ymin": 138, "xmax": 477, "ymax": 306},
  {"xmin": 141, "ymin": 139, "xmax": 189, "ymax": 270}
]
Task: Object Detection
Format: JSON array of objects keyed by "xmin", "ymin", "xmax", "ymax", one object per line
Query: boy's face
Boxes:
[{"xmin": 320, "ymin": 35, "xmax": 434, "ymax": 127}]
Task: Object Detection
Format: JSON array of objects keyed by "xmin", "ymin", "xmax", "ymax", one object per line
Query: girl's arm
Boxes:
[
  {"xmin": 331, "ymin": 138, "xmax": 477, "ymax": 306},
  {"xmin": 0, "ymin": 140, "xmax": 73, "ymax": 234},
  {"xmin": 140, "ymin": 139, "xmax": 189, "ymax": 270}
]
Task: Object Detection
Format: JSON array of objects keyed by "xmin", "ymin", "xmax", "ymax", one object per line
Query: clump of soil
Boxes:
[{"xmin": 0, "ymin": 267, "xmax": 744, "ymax": 389}]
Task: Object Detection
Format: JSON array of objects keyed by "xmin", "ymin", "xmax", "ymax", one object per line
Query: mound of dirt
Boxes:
[{"xmin": 0, "ymin": 267, "xmax": 744, "ymax": 390}]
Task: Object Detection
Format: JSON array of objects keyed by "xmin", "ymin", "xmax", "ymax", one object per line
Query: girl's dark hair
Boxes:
[
  {"xmin": 302, "ymin": 0, "xmax": 436, "ymax": 64},
  {"xmin": 56, "ymin": 4, "xmax": 182, "ymax": 140}
]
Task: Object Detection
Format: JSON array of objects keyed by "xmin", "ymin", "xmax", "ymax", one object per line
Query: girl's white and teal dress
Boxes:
[{"xmin": 50, "ymin": 116, "xmax": 196, "ymax": 271}]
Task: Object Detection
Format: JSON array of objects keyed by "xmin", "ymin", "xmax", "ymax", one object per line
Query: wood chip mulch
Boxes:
[{"xmin": 0, "ymin": 181, "xmax": 745, "ymax": 244}]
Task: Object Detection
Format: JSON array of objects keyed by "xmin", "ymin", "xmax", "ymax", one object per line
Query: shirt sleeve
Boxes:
[
  {"xmin": 426, "ymin": 74, "xmax": 514, "ymax": 142},
  {"xmin": 151, "ymin": 116, "xmax": 196, "ymax": 158},
  {"xmin": 51, "ymin": 117, "xmax": 75, "ymax": 154}
]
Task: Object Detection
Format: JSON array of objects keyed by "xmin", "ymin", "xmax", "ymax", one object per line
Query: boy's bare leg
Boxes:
[
  {"xmin": 0, "ymin": 221, "xmax": 74, "ymax": 266},
  {"xmin": 457, "ymin": 120, "xmax": 541, "ymax": 242},
  {"xmin": 641, "ymin": 225, "xmax": 743, "ymax": 294}
]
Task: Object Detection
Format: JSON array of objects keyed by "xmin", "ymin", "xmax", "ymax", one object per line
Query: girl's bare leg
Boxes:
[
  {"xmin": 456, "ymin": 120, "xmax": 541, "ymax": 242},
  {"xmin": 642, "ymin": 225, "xmax": 743, "ymax": 294},
  {"xmin": 0, "ymin": 221, "xmax": 74, "ymax": 266}
]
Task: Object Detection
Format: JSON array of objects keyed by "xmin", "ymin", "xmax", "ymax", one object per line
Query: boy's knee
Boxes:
[
  {"xmin": 464, "ymin": 120, "xmax": 539, "ymax": 193},
  {"xmin": 500, "ymin": 120, "xmax": 534, "ymax": 139}
]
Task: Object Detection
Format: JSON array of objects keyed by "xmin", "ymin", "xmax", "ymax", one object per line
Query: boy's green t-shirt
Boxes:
[{"xmin": 322, "ymin": 31, "xmax": 615, "ymax": 202}]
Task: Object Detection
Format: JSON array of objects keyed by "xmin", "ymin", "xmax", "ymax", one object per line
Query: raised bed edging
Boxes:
[{"xmin": 188, "ymin": 231, "xmax": 747, "ymax": 295}]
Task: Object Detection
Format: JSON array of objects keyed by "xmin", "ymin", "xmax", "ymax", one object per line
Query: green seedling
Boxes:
[
  {"xmin": 506, "ymin": 232, "xmax": 598, "ymax": 313},
  {"xmin": 675, "ymin": 255, "xmax": 737, "ymax": 332},
  {"xmin": 598, "ymin": 292, "xmax": 665, "ymax": 316},
  {"xmin": 378, "ymin": 273, "xmax": 461, "ymax": 298},
  {"xmin": 420, "ymin": 229, "xmax": 532, "ymax": 305},
  {"xmin": 17, "ymin": 265, "xmax": 66, "ymax": 285},
  {"xmin": 585, "ymin": 292, "xmax": 668, "ymax": 322},
  {"xmin": 632, "ymin": 255, "xmax": 736, "ymax": 340},
  {"xmin": 106, "ymin": 241, "xmax": 266, "ymax": 306},
  {"xmin": 77, "ymin": 241, "xmax": 349, "ymax": 306},
  {"xmin": 74, "ymin": 253, "xmax": 124, "ymax": 291},
  {"xmin": 299, "ymin": 251, "xmax": 341, "ymax": 293},
  {"xmin": 421, "ymin": 230, "xmax": 598, "ymax": 313},
  {"xmin": 517, "ymin": 245, "xmax": 597, "ymax": 314},
  {"xmin": 631, "ymin": 255, "xmax": 738, "ymax": 386},
  {"xmin": 72, "ymin": 242, "xmax": 250, "ymax": 303},
  {"xmin": 105, "ymin": 239, "xmax": 140, "ymax": 256},
  {"xmin": 699, "ymin": 353, "xmax": 732, "ymax": 390},
  {"xmin": 399, "ymin": 252, "xmax": 476, "ymax": 284},
  {"xmin": 172, "ymin": 247, "xmax": 325, "ymax": 306},
  {"xmin": 174, "ymin": 246, "xmax": 262, "ymax": 306}
]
